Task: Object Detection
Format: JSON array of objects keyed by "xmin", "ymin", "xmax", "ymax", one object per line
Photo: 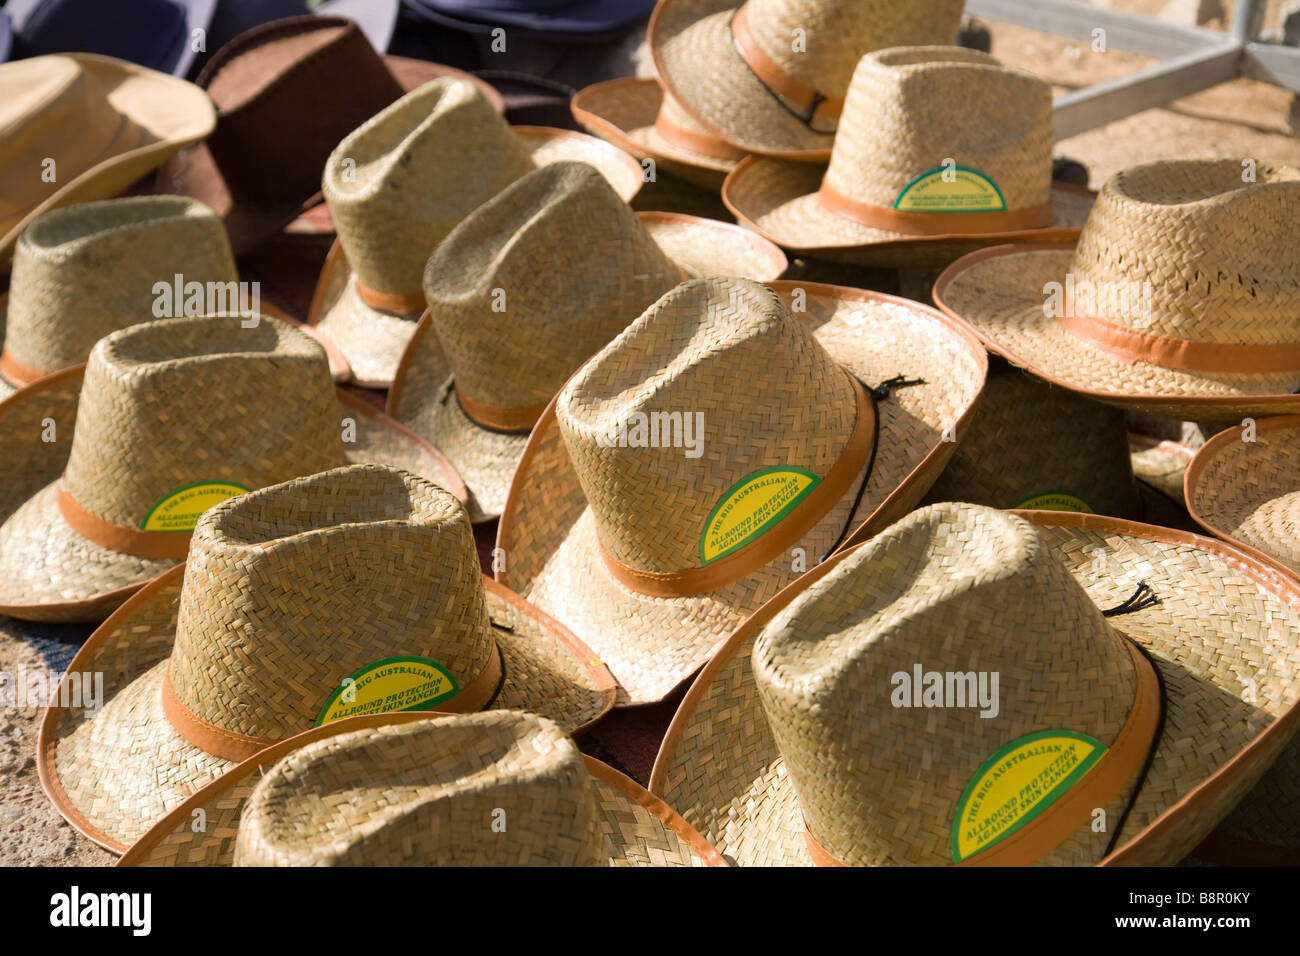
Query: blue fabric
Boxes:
[
  {"xmin": 403, "ymin": 0, "xmax": 655, "ymax": 38},
  {"xmin": 8, "ymin": 0, "xmax": 215, "ymax": 75}
]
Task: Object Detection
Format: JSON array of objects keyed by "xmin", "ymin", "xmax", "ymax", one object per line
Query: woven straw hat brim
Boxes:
[
  {"xmin": 496, "ymin": 281, "xmax": 987, "ymax": 705},
  {"xmin": 1185, "ymin": 415, "xmax": 1300, "ymax": 578},
  {"xmin": 650, "ymin": 511, "xmax": 1300, "ymax": 866},
  {"xmin": 933, "ymin": 242, "xmax": 1300, "ymax": 421},
  {"xmin": 387, "ymin": 213, "xmax": 788, "ymax": 522},
  {"xmin": 648, "ymin": 0, "xmax": 833, "ymax": 158},
  {"xmin": 308, "ymin": 127, "xmax": 645, "ymax": 388},
  {"xmin": 155, "ymin": 57, "xmax": 502, "ymax": 256},
  {"xmin": 39, "ymin": 565, "xmax": 616, "ymax": 853},
  {"xmin": 1, "ymin": 55, "xmax": 216, "ymax": 260},
  {"xmin": 0, "ymin": 368, "xmax": 466, "ymax": 623},
  {"xmin": 570, "ymin": 77, "xmax": 740, "ymax": 190},
  {"xmin": 1130, "ymin": 433, "xmax": 1196, "ymax": 512},
  {"xmin": 113, "ymin": 711, "xmax": 722, "ymax": 867},
  {"xmin": 724, "ymin": 157, "xmax": 1096, "ymax": 268}
]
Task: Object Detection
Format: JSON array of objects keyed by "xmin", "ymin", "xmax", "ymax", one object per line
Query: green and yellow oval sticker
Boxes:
[
  {"xmin": 139, "ymin": 480, "xmax": 251, "ymax": 532},
  {"xmin": 951, "ymin": 729, "xmax": 1107, "ymax": 862},
  {"xmin": 700, "ymin": 466, "xmax": 820, "ymax": 565},
  {"xmin": 894, "ymin": 165, "xmax": 1005, "ymax": 213},
  {"xmin": 1013, "ymin": 491, "xmax": 1095, "ymax": 514},
  {"xmin": 315, "ymin": 655, "xmax": 459, "ymax": 726}
]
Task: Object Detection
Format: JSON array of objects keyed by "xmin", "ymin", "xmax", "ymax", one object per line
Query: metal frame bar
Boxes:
[{"xmin": 964, "ymin": 0, "xmax": 1300, "ymax": 139}]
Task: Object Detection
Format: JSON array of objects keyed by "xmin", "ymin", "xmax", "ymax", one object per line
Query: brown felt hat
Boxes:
[
  {"xmin": 933, "ymin": 159, "xmax": 1300, "ymax": 422},
  {"xmin": 571, "ymin": 77, "xmax": 748, "ymax": 190},
  {"xmin": 496, "ymin": 276, "xmax": 987, "ymax": 706},
  {"xmin": 0, "ymin": 315, "xmax": 465, "ymax": 623},
  {"xmin": 649, "ymin": 0, "xmax": 965, "ymax": 159},
  {"xmin": 117, "ymin": 710, "xmax": 719, "ymax": 866},
  {"xmin": 1, "ymin": 53, "xmax": 216, "ymax": 260},
  {"xmin": 40, "ymin": 465, "xmax": 616, "ymax": 854},
  {"xmin": 388, "ymin": 161, "xmax": 787, "ymax": 523},
  {"xmin": 722, "ymin": 47, "xmax": 1094, "ymax": 268},
  {"xmin": 306, "ymin": 78, "xmax": 644, "ymax": 389},
  {"xmin": 0, "ymin": 196, "xmax": 237, "ymax": 399},
  {"xmin": 155, "ymin": 16, "xmax": 503, "ymax": 256},
  {"xmin": 651, "ymin": 502, "xmax": 1300, "ymax": 866}
]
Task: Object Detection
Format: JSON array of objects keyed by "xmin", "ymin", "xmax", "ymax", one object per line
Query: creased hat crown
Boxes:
[
  {"xmin": 61, "ymin": 315, "xmax": 347, "ymax": 528},
  {"xmin": 5, "ymin": 196, "xmax": 238, "ymax": 377},
  {"xmin": 233, "ymin": 711, "xmax": 605, "ymax": 866},
  {"xmin": 824, "ymin": 48, "xmax": 1053, "ymax": 212},
  {"xmin": 324, "ymin": 77, "xmax": 535, "ymax": 296},
  {"xmin": 423, "ymin": 162, "xmax": 686, "ymax": 409},
  {"xmin": 167, "ymin": 464, "xmax": 496, "ymax": 742},
  {"xmin": 1068, "ymin": 159, "xmax": 1300, "ymax": 344},
  {"xmin": 752, "ymin": 502, "xmax": 1139, "ymax": 865},
  {"xmin": 556, "ymin": 277, "xmax": 856, "ymax": 573}
]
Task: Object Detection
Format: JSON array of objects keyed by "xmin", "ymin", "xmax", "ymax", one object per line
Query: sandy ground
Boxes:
[{"xmin": 3, "ymin": 2, "xmax": 1296, "ymax": 867}]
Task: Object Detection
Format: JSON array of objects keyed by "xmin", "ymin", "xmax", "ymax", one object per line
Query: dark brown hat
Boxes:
[{"xmin": 155, "ymin": 16, "xmax": 504, "ymax": 255}]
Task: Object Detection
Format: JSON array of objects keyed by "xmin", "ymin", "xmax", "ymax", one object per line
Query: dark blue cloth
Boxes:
[{"xmin": 403, "ymin": 0, "xmax": 655, "ymax": 42}]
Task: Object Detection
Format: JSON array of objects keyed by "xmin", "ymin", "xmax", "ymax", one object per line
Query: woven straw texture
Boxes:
[
  {"xmin": 0, "ymin": 196, "xmax": 237, "ymax": 396},
  {"xmin": 40, "ymin": 464, "xmax": 614, "ymax": 852},
  {"xmin": 650, "ymin": 0, "xmax": 964, "ymax": 156},
  {"xmin": 0, "ymin": 316, "xmax": 462, "ymax": 622},
  {"xmin": 0, "ymin": 54, "xmax": 216, "ymax": 258},
  {"xmin": 1128, "ymin": 434, "xmax": 1195, "ymax": 507},
  {"xmin": 390, "ymin": 162, "xmax": 784, "ymax": 522},
  {"xmin": 721, "ymin": 47, "xmax": 1092, "ymax": 266},
  {"xmin": 309, "ymin": 80, "xmax": 643, "ymax": 388},
  {"xmin": 571, "ymin": 77, "xmax": 743, "ymax": 189},
  {"xmin": 118, "ymin": 711, "xmax": 723, "ymax": 866},
  {"xmin": 933, "ymin": 160, "xmax": 1300, "ymax": 420},
  {"xmin": 497, "ymin": 277, "xmax": 986, "ymax": 705},
  {"xmin": 652, "ymin": 503, "xmax": 1300, "ymax": 866}
]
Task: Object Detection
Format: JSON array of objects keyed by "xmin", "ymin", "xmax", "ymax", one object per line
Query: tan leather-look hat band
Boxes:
[
  {"xmin": 652, "ymin": 111, "xmax": 747, "ymax": 161},
  {"xmin": 159, "ymin": 642, "xmax": 505, "ymax": 762},
  {"xmin": 455, "ymin": 385, "xmax": 548, "ymax": 434},
  {"xmin": 598, "ymin": 374, "xmax": 873, "ymax": 598},
  {"xmin": 57, "ymin": 483, "xmax": 194, "ymax": 560},
  {"xmin": 730, "ymin": 4, "xmax": 843, "ymax": 127},
  {"xmin": 0, "ymin": 347, "xmax": 47, "ymax": 389},
  {"xmin": 818, "ymin": 181, "xmax": 1055, "ymax": 236},
  {"xmin": 355, "ymin": 280, "xmax": 427, "ymax": 315}
]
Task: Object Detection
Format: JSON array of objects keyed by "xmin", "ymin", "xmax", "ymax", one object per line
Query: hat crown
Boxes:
[
  {"xmin": 423, "ymin": 162, "xmax": 685, "ymax": 409},
  {"xmin": 167, "ymin": 465, "xmax": 497, "ymax": 742},
  {"xmin": 233, "ymin": 711, "xmax": 605, "ymax": 866},
  {"xmin": 742, "ymin": 0, "xmax": 965, "ymax": 99},
  {"xmin": 556, "ymin": 277, "xmax": 856, "ymax": 573},
  {"xmin": 824, "ymin": 48, "xmax": 1053, "ymax": 212},
  {"xmin": 324, "ymin": 78, "xmax": 535, "ymax": 296},
  {"xmin": 61, "ymin": 316, "xmax": 348, "ymax": 528},
  {"xmin": 5, "ymin": 197, "xmax": 238, "ymax": 376},
  {"xmin": 0, "ymin": 56, "xmax": 138, "ymax": 231},
  {"xmin": 753, "ymin": 502, "xmax": 1140, "ymax": 865},
  {"xmin": 1068, "ymin": 159, "xmax": 1300, "ymax": 345}
]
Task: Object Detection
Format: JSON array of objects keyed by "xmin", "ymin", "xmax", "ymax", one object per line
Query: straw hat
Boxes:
[
  {"xmin": 0, "ymin": 196, "xmax": 237, "ymax": 400},
  {"xmin": 156, "ymin": 16, "xmax": 502, "ymax": 256},
  {"xmin": 306, "ymin": 77, "xmax": 644, "ymax": 389},
  {"xmin": 1128, "ymin": 432, "xmax": 1195, "ymax": 508},
  {"xmin": 933, "ymin": 159, "xmax": 1300, "ymax": 422},
  {"xmin": 40, "ymin": 464, "xmax": 616, "ymax": 853},
  {"xmin": 648, "ymin": 0, "xmax": 965, "ymax": 158},
  {"xmin": 388, "ymin": 162, "xmax": 787, "ymax": 523},
  {"xmin": 922, "ymin": 363, "xmax": 1195, "ymax": 530},
  {"xmin": 496, "ymin": 276, "xmax": 987, "ymax": 706},
  {"xmin": 571, "ymin": 77, "xmax": 748, "ymax": 190},
  {"xmin": 651, "ymin": 502, "xmax": 1300, "ymax": 866},
  {"xmin": 0, "ymin": 53, "xmax": 215, "ymax": 259},
  {"xmin": 0, "ymin": 315, "xmax": 465, "ymax": 624},
  {"xmin": 722, "ymin": 47, "xmax": 1095, "ymax": 268},
  {"xmin": 117, "ymin": 709, "xmax": 721, "ymax": 866}
]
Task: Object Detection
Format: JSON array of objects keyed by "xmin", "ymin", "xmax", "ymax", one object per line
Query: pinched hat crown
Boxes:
[
  {"xmin": 323, "ymin": 78, "xmax": 535, "ymax": 297},
  {"xmin": 752, "ymin": 502, "xmax": 1143, "ymax": 865},
  {"xmin": 1066, "ymin": 159, "xmax": 1300, "ymax": 347},
  {"xmin": 233, "ymin": 711, "xmax": 605, "ymax": 866},
  {"xmin": 823, "ymin": 48, "xmax": 1053, "ymax": 214},
  {"xmin": 166, "ymin": 465, "xmax": 499, "ymax": 744},
  {"xmin": 556, "ymin": 277, "xmax": 857, "ymax": 573},
  {"xmin": 4, "ymin": 196, "xmax": 237, "ymax": 383},
  {"xmin": 60, "ymin": 316, "xmax": 348, "ymax": 531},
  {"xmin": 423, "ymin": 162, "xmax": 686, "ymax": 412}
]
